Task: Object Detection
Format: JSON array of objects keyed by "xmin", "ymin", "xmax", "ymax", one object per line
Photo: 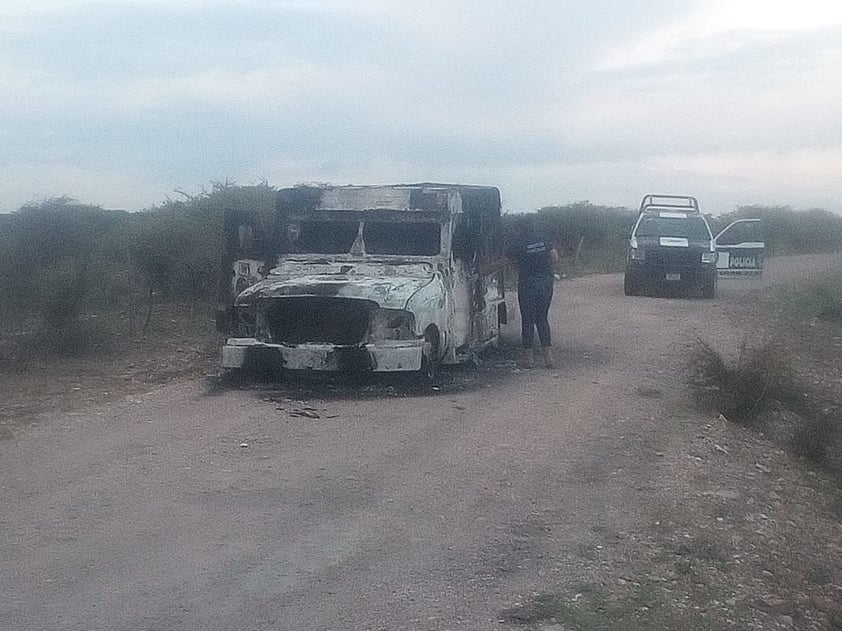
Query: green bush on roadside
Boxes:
[{"xmin": 0, "ymin": 183, "xmax": 275, "ymax": 357}]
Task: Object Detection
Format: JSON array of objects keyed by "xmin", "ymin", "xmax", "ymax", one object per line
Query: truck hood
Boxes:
[{"xmin": 235, "ymin": 268, "xmax": 437, "ymax": 310}]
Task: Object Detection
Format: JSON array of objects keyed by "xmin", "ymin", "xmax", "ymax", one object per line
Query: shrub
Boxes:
[
  {"xmin": 712, "ymin": 205, "xmax": 842, "ymax": 255},
  {"xmin": 689, "ymin": 339, "xmax": 839, "ymax": 465},
  {"xmin": 688, "ymin": 340, "xmax": 795, "ymax": 423},
  {"xmin": 24, "ymin": 318, "xmax": 119, "ymax": 358},
  {"xmin": 501, "ymin": 202, "xmax": 636, "ymax": 275}
]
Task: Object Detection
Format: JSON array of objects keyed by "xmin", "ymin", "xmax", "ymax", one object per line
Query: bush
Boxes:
[
  {"xmin": 24, "ymin": 318, "xmax": 119, "ymax": 358},
  {"xmin": 689, "ymin": 339, "xmax": 839, "ymax": 464},
  {"xmin": 0, "ymin": 183, "xmax": 276, "ymax": 346},
  {"xmin": 502, "ymin": 202, "xmax": 636, "ymax": 274},
  {"xmin": 688, "ymin": 340, "xmax": 795, "ymax": 423},
  {"xmin": 712, "ymin": 205, "xmax": 842, "ymax": 255}
]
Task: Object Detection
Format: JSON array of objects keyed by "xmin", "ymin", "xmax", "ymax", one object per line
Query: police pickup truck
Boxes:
[{"xmin": 624, "ymin": 195, "xmax": 764, "ymax": 298}]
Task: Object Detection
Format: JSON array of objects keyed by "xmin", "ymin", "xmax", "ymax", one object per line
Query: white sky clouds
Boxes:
[
  {"xmin": 597, "ymin": 0, "xmax": 842, "ymax": 69},
  {"xmin": 0, "ymin": 1, "xmax": 840, "ymax": 213}
]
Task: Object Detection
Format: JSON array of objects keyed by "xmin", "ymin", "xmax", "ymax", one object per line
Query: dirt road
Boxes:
[{"xmin": 2, "ymin": 258, "xmax": 841, "ymax": 630}]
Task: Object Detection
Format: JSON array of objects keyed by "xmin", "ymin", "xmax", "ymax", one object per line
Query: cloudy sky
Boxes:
[{"xmin": 1, "ymin": 0, "xmax": 841, "ymax": 214}]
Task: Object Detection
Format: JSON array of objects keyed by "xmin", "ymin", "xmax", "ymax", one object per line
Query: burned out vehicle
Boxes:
[
  {"xmin": 623, "ymin": 195, "xmax": 765, "ymax": 298},
  {"xmin": 217, "ymin": 184, "xmax": 507, "ymax": 375}
]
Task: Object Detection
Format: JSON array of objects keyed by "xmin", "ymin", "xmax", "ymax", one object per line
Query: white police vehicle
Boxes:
[{"xmin": 624, "ymin": 195, "xmax": 764, "ymax": 298}]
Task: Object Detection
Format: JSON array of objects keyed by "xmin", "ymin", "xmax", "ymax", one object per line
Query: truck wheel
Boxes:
[
  {"xmin": 701, "ymin": 279, "xmax": 717, "ymax": 299},
  {"xmin": 623, "ymin": 274, "xmax": 639, "ymax": 296}
]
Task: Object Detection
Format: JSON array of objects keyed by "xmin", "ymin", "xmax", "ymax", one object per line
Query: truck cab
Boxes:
[
  {"xmin": 624, "ymin": 195, "xmax": 766, "ymax": 298},
  {"xmin": 217, "ymin": 184, "xmax": 506, "ymax": 376},
  {"xmin": 624, "ymin": 195, "xmax": 719, "ymax": 298}
]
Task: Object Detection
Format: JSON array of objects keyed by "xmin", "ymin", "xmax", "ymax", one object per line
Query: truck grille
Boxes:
[
  {"xmin": 263, "ymin": 297, "xmax": 375, "ymax": 345},
  {"xmin": 647, "ymin": 248, "xmax": 699, "ymax": 268}
]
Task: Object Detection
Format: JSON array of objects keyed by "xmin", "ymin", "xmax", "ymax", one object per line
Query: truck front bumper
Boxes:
[
  {"xmin": 222, "ymin": 338, "xmax": 424, "ymax": 372},
  {"xmin": 625, "ymin": 261, "xmax": 716, "ymax": 288}
]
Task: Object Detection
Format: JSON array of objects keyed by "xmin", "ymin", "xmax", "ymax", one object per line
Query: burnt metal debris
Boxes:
[{"xmin": 217, "ymin": 184, "xmax": 507, "ymax": 376}]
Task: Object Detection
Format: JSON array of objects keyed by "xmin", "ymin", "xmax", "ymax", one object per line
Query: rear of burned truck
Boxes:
[{"xmin": 217, "ymin": 184, "xmax": 505, "ymax": 375}]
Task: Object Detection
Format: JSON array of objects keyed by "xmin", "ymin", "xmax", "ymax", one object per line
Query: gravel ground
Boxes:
[{"xmin": 1, "ymin": 255, "xmax": 840, "ymax": 630}]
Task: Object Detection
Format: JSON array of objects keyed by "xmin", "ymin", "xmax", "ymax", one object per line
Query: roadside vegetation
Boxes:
[
  {"xmin": 2, "ymin": 188, "xmax": 842, "ymax": 357},
  {"xmin": 689, "ymin": 265, "xmax": 842, "ymax": 474},
  {"xmin": 1, "ymin": 184, "xmax": 841, "ymax": 389},
  {"xmin": 776, "ymin": 268, "xmax": 842, "ymax": 323},
  {"xmin": 689, "ymin": 339, "xmax": 840, "ymax": 468},
  {"xmin": 0, "ymin": 183, "xmax": 274, "ymax": 363},
  {"xmin": 502, "ymin": 270, "xmax": 842, "ymax": 630},
  {"xmin": 507, "ymin": 201, "xmax": 842, "ymax": 277}
]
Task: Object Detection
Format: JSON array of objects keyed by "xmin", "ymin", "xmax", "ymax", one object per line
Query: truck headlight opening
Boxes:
[{"xmin": 370, "ymin": 309, "xmax": 416, "ymax": 341}]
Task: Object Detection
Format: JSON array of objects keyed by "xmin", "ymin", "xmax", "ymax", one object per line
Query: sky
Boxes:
[{"xmin": 1, "ymin": 0, "xmax": 841, "ymax": 214}]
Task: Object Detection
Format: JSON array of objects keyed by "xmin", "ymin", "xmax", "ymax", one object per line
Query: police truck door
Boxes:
[{"xmin": 715, "ymin": 219, "xmax": 765, "ymax": 277}]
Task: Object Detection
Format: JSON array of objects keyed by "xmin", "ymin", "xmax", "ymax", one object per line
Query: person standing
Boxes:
[
  {"xmin": 506, "ymin": 217, "xmax": 558, "ymax": 368},
  {"xmin": 482, "ymin": 215, "xmax": 559, "ymax": 368}
]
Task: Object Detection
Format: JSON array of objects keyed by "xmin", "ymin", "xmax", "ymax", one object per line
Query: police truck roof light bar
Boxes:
[{"xmin": 639, "ymin": 195, "xmax": 700, "ymax": 215}]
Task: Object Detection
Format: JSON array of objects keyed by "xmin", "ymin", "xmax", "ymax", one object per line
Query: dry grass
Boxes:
[
  {"xmin": 688, "ymin": 339, "xmax": 839, "ymax": 465},
  {"xmin": 688, "ymin": 340, "xmax": 795, "ymax": 424},
  {"xmin": 797, "ymin": 273, "xmax": 842, "ymax": 322}
]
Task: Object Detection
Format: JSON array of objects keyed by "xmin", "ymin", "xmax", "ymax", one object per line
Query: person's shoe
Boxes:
[
  {"xmin": 539, "ymin": 346, "xmax": 554, "ymax": 369},
  {"xmin": 519, "ymin": 348, "xmax": 535, "ymax": 369}
]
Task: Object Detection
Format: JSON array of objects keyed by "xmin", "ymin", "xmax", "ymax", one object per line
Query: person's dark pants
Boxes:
[{"xmin": 518, "ymin": 275, "xmax": 554, "ymax": 349}]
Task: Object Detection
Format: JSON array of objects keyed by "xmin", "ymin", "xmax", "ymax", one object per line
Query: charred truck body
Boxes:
[{"xmin": 217, "ymin": 184, "xmax": 507, "ymax": 374}]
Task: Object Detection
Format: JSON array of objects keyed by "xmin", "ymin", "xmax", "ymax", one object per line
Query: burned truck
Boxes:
[{"xmin": 216, "ymin": 184, "xmax": 507, "ymax": 375}]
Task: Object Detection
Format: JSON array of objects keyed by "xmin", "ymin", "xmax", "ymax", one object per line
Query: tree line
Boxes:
[{"xmin": 1, "ymin": 184, "xmax": 841, "ymax": 351}]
